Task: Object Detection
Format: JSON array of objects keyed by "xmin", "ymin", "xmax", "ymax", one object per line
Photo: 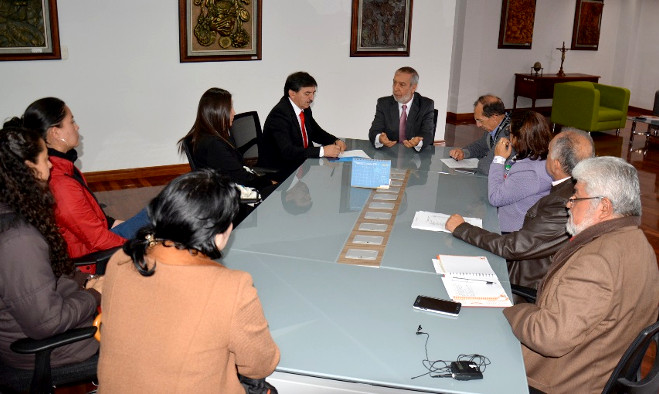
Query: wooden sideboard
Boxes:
[{"xmin": 513, "ymin": 73, "xmax": 600, "ymax": 109}]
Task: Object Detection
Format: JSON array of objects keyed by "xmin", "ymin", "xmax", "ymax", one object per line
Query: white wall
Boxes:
[
  {"xmin": 448, "ymin": 0, "xmax": 659, "ymax": 113},
  {"xmin": 0, "ymin": 0, "xmax": 455, "ymax": 172}
]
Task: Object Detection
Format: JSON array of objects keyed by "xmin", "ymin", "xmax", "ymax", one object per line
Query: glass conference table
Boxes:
[{"xmin": 222, "ymin": 140, "xmax": 528, "ymax": 394}]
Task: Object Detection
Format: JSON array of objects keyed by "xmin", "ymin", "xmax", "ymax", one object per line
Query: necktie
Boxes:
[
  {"xmin": 299, "ymin": 111, "xmax": 308, "ymax": 148},
  {"xmin": 399, "ymin": 104, "xmax": 407, "ymax": 142}
]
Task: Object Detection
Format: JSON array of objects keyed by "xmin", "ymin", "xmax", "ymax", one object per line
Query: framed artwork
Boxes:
[
  {"xmin": 571, "ymin": 0, "xmax": 603, "ymax": 50},
  {"xmin": 350, "ymin": 0, "xmax": 413, "ymax": 57},
  {"xmin": 179, "ymin": 0, "xmax": 262, "ymax": 63},
  {"xmin": 497, "ymin": 0, "xmax": 536, "ymax": 49},
  {"xmin": 0, "ymin": 0, "xmax": 60, "ymax": 61}
]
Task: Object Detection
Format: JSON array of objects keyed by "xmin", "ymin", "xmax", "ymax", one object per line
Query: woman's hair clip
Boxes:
[{"xmin": 145, "ymin": 233, "xmax": 157, "ymax": 248}]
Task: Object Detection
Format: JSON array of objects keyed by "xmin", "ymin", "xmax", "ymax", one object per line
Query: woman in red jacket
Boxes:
[{"xmin": 21, "ymin": 97, "xmax": 149, "ymax": 258}]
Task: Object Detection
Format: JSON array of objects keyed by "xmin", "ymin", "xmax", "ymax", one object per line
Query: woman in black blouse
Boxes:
[{"xmin": 178, "ymin": 88, "xmax": 276, "ymax": 198}]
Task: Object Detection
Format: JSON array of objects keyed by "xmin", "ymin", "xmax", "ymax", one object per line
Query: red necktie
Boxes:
[
  {"xmin": 399, "ymin": 104, "xmax": 407, "ymax": 142},
  {"xmin": 299, "ymin": 111, "xmax": 308, "ymax": 148}
]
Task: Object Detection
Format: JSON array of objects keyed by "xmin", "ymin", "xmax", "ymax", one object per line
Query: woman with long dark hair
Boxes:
[
  {"xmin": 22, "ymin": 97, "xmax": 149, "ymax": 258},
  {"xmin": 488, "ymin": 110, "xmax": 553, "ymax": 232},
  {"xmin": 97, "ymin": 170, "xmax": 279, "ymax": 392},
  {"xmin": 178, "ymin": 88, "xmax": 276, "ymax": 197},
  {"xmin": 0, "ymin": 121, "xmax": 101, "ymax": 369}
]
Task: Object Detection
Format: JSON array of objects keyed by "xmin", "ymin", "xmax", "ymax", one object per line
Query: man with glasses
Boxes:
[
  {"xmin": 446, "ymin": 129, "xmax": 594, "ymax": 293},
  {"xmin": 504, "ymin": 156, "xmax": 659, "ymax": 393},
  {"xmin": 449, "ymin": 95, "xmax": 510, "ymax": 174},
  {"xmin": 368, "ymin": 67, "xmax": 435, "ymax": 152}
]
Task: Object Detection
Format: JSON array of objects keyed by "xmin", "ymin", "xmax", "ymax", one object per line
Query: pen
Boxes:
[{"xmin": 453, "ymin": 277, "xmax": 494, "ymax": 285}]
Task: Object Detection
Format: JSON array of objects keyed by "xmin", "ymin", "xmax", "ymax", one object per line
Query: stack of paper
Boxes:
[{"xmin": 433, "ymin": 255, "xmax": 512, "ymax": 307}]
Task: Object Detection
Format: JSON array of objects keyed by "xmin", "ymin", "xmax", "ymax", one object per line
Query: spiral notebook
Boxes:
[{"xmin": 433, "ymin": 255, "xmax": 512, "ymax": 308}]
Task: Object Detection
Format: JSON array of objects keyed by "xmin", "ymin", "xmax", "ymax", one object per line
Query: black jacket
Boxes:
[{"xmin": 259, "ymin": 96, "xmax": 338, "ymax": 182}]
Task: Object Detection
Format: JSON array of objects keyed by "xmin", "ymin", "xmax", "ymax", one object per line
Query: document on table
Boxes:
[
  {"xmin": 440, "ymin": 157, "xmax": 479, "ymax": 169},
  {"xmin": 411, "ymin": 211, "xmax": 482, "ymax": 233},
  {"xmin": 433, "ymin": 255, "xmax": 512, "ymax": 307},
  {"xmin": 334, "ymin": 150, "xmax": 371, "ymax": 162}
]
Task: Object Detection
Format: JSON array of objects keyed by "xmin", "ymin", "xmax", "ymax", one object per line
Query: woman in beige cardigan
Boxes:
[{"xmin": 97, "ymin": 170, "xmax": 279, "ymax": 393}]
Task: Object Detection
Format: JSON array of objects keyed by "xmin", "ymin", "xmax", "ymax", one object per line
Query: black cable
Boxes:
[{"xmin": 411, "ymin": 326, "xmax": 491, "ymax": 379}]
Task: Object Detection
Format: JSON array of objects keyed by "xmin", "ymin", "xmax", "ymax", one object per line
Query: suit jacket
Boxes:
[
  {"xmin": 98, "ymin": 246, "xmax": 280, "ymax": 393},
  {"xmin": 368, "ymin": 92, "xmax": 434, "ymax": 150},
  {"xmin": 452, "ymin": 179, "xmax": 574, "ymax": 290},
  {"xmin": 503, "ymin": 216, "xmax": 659, "ymax": 394},
  {"xmin": 259, "ymin": 96, "xmax": 338, "ymax": 181}
]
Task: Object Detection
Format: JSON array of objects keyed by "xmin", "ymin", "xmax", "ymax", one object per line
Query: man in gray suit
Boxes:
[{"xmin": 368, "ymin": 67, "xmax": 435, "ymax": 152}]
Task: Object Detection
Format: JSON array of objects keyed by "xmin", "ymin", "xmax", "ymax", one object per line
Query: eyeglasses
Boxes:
[{"xmin": 567, "ymin": 196, "xmax": 603, "ymax": 207}]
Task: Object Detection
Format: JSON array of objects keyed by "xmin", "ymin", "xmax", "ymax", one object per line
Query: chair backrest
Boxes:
[
  {"xmin": 231, "ymin": 111, "xmax": 261, "ymax": 163},
  {"xmin": 602, "ymin": 319, "xmax": 659, "ymax": 394},
  {"xmin": 181, "ymin": 138, "xmax": 198, "ymax": 171},
  {"xmin": 653, "ymin": 90, "xmax": 659, "ymax": 116}
]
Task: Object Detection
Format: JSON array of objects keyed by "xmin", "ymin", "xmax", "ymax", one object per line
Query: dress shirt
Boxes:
[{"xmin": 289, "ymin": 98, "xmax": 323, "ymax": 157}]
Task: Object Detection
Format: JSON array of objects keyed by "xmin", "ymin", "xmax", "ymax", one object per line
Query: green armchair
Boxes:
[{"xmin": 551, "ymin": 81, "xmax": 631, "ymax": 135}]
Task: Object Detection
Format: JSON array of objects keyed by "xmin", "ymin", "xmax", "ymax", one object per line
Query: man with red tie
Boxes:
[
  {"xmin": 260, "ymin": 71, "xmax": 346, "ymax": 182},
  {"xmin": 368, "ymin": 67, "xmax": 435, "ymax": 152}
]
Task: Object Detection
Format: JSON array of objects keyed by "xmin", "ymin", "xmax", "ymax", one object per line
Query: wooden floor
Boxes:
[{"xmin": 58, "ymin": 118, "xmax": 656, "ymax": 393}]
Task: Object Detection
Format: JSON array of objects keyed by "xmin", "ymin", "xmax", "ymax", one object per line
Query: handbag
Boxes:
[{"xmin": 238, "ymin": 374, "xmax": 278, "ymax": 394}]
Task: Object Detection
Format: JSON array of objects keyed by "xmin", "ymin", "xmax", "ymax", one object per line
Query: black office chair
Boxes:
[
  {"xmin": 231, "ymin": 111, "xmax": 261, "ymax": 167},
  {"xmin": 602, "ymin": 319, "xmax": 659, "ymax": 394},
  {"xmin": 511, "ymin": 284, "xmax": 537, "ymax": 303},
  {"xmin": 0, "ymin": 247, "xmax": 118, "ymax": 394}
]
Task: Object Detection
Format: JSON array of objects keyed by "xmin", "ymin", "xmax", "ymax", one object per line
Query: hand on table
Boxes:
[
  {"xmin": 445, "ymin": 214, "xmax": 465, "ymax": 233},
  {"xmin": 449, "ymin": 148, "xmax": 464, "ymax": 161},
  {"xmin": 334, "ymin": 139, "xmax": 347, "ymax": 152},
  {"xmin": 323, "ymin": 144, "xmax": 341, "ymax": 158}
]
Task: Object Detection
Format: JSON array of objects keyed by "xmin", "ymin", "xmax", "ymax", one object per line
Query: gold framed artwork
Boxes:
[
  {"xmin": 178, "ymin": 0, "xmax": 262, "ymax": 63},
  {"xmin": 350, "ymin": 0, "xmax": 413, "ymax": 57},
  {"xmin": 497, "ymin": 0, "xmax": 536, "ymax": 49},
  {"xmin": 571, "ymin": 0, "xmax": 603, "ymax": 50},
  {"xmin": 0, "ymin": 0, "xmax": 61, "ymax": 61}
]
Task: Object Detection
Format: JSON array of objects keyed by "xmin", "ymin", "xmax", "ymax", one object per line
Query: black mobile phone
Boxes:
[{"xmin": 413, "ymin": 295, "xmax": 461, "ymax": 316}]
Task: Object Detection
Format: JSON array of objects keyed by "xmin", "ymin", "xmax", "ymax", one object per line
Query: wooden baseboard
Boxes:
[{"xmin": 84, "ymin": 164, "xmax": 190, "ymax": 192}]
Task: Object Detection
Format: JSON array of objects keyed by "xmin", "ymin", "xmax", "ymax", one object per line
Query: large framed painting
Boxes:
[
  {"xmin": 0, "ymin": 0, "xmax": 61, "ymax": 61},
  {"xmin": 179, "ymin": 0, "xmax": 262, "ymax": 63},
  {"xmin": 350, "ymin": 0, "xmax": 413, "ymax": 57},
  {"xmin": 571, "ymin": 0, "xmax": 603, "ymax": 50},
  {"xmin": 497, "ymin": 0, "xmax": 536, "ymax": 49}
]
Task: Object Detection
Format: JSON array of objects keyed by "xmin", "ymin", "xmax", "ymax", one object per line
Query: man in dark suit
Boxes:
[
  {"xmin": 260, "ymin": 71, "xmax": 346, "ymax": 182},
  {"xmin": 444, "ymin": 129, "xmax": 595, "ymax": 293},
  {"xmin": 368, "ymin": 67, "xmax": 435, "ymax": 152}
]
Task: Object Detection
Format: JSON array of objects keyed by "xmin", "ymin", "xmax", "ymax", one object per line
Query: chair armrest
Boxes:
[
  {"xmin": 72, "ymin": 246, "xmax": 121, "ymax": 275},
  {"xmin": 595, "ymin": 84, "xmax": 631, "ymax": 112},
  {"xmin": 10, "ymin": 327, "xmax": 97, "ymax": 354},
  {"xmin": 251, "ymin": 166, "xmax": 278, "ymax": 176},
  {"xmin": 511, "ymin": 284, "xmax": 537, "ymax": 303}
]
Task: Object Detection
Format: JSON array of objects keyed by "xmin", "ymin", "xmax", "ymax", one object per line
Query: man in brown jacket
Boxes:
[
  {"xmin": 445, "ymin": 129, "xmax": 595, "ymax": 292},
  {"xmin": 503, "ymin": 156, "xmax": 659, "ymax": 393}
]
